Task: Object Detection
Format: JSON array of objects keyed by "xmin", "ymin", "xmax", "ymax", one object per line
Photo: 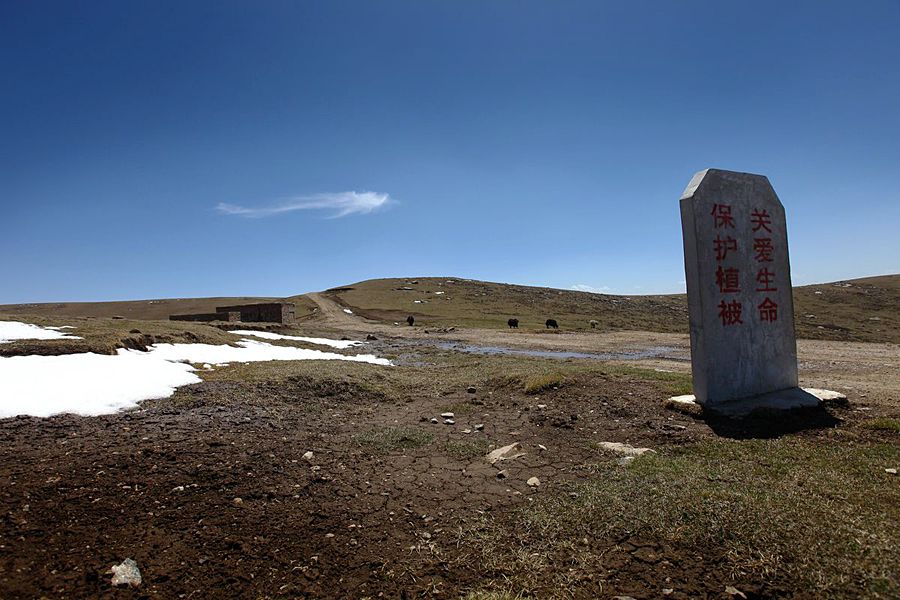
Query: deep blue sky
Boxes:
[{"xmin": 2, "ymin": 1, "xmax": 898, "ymax": 303}]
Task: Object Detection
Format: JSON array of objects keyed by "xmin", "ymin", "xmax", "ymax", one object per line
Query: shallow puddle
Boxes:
[{"xmin": 436, "ymin": 341, "xmax": 687, "ymax": 361}]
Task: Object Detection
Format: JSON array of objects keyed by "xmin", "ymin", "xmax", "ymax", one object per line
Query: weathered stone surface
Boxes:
[{"xmin": 680, "ymin": 169, "xmax": 799, "ymax": 408}]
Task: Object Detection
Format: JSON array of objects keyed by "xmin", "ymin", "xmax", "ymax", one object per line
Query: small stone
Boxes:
[
  {"xmin": 485, "ymin": 443, "xmax": 525, "ymax": 465},
  {"xmin": 462, "ymin": 429, "xmax": 472, "ymax": 434},
  {"xmin": 474, "ymin": 423, "xmax": 484, "ymax": 431},
  {"xmin": 568, "ymin": 492, "xmax": 578, "ymax": 499},
  {"xmin": 302, "ymin": 451, "xmax": 314, "ymax": 462},
  {"xmin": 232, "ymin": 497, "xmax": 243, "ymax": 505},
  {"xmin": 467, "ymin": 386, "xmax": 477, "ymax": 394},
  {"xmin": 527, "ymin": 477, "xmax": 540, "ymax": 487},
  {"xmin": 663, "ymin": 591, "xmax": 674, "ymax": 597},
  {"xmin": 440, "ymin": 412, "xmax": 455, "ymax": 419},
  {"xmin": 325, "ymin": 533, "xmax": 335, "ymax": 538},
  {"xmin": 496, "ymin": 470, "xmax": 508, "ymax": 480},
  {"xmin": 108, "ymin": 558, "xmax": 141, "ymax": 587},
  {"xmin": 366, "ymin": 334, "xmax": 377, "ymax": 340},
  {"xmin": 538, "ymin": 444, "xmax": 548, "ymax": 451},
  {"xmin": 886, "ymin": 468, "xmax": 897, "ymax": 475},
  {"xmin": 421, "ymin": 532, "xmax": 432, "ymax": 540},
  {"xmin": 443, "ymin": 419, "xmax": 455, "ymax": 425},
  {"xmin": 430, "ymin": 418, "xmax": 439, "ymax": 424}
]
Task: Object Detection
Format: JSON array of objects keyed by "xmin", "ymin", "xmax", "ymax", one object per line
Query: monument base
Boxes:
[{"xmin": 667, "ymin": 387, "xmax": 847, "ymax": 418}]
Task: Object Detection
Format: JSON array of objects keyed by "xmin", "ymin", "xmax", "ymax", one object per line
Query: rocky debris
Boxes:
[
  {"xmin": 302, "ymin": 451, "xmax": 314, "ymax": 462},
  {"xmin": 233, "ymin": 497, "xmax": 243, "ymax": 505},
  {"xmin": 430, "ymin": 417, "xmax": 439, "ymax": 424},
  {"xmin": 474, "ymin": 423, "xmax": 484, "ymax": 431},
  {"xmin": 366, "ymin": 334, "xmax": 377, "ymax": 341},
  {"xmin": 496, "ymin": 470, "xmax": 508, "ymax": 480},
  {"xmin": 466, "ymin": 386, "xmax": 477, "ymax": 394},
  {"xmin": 527, "ymin": 476, "xmax": 540, "ymax": 487},
  {"xmin": 485, "ymin": 442, "xmax": 525, "ymax": 465},
  {"xmin": 440, "ymin": 412, "xmax": 455, "ymax": 419},
  {"xmin": 665, "ymin": 395, "xmax": 703, "ymax": 417},
  {"xmin": 108, "ymin": 558, "xmax": 142, "ymax": 587},
  {"xmin": 596, "ymin": 442, "xmax": 654, "ymax": 457},
  {"xmin": 886, "ymin": 468, "xmax": 897, "ymax": 475},
  {"xmin": 443, "ymin": 419, "xmax": 455, "ymax": 425}
]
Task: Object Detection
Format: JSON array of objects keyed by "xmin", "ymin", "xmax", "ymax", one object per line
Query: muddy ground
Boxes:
[{"xmin": 0, "ymin": 302, "xmax": 897, "ymax": 599}]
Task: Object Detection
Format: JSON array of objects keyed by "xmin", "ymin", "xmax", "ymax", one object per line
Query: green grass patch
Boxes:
[
  {"xmin": 464, "ymin": 438, "xmax": 900, "ymax": 598},
  {"xmin": 444, "ymin": 438, "xmax": 491, "ymax": 460},
  {"xmin": 523, "ymin": 372, "xmax": 564, "ymax": 394},
  {"xmin": 352, "ymin": 426, "xmax": 434, "ymax": 453},
  {"xmin": 861, "ymin": 418, "xmax": 900, "ymax": 433}
]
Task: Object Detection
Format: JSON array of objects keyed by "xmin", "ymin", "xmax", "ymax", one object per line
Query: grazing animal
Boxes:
[
  {"xmin": 589, "ymin": 319, "xmax": 598, "ymax": 329},
  {"xmin": 406, "ymin": 315, "xmax": 415, "ymax": 326},
  {"xmin": 507, "ymin": 318, "xmax": 519, "ymax": 329},
  {"xmin": 545, "ymin": 318, "xmax": 559, "ymax": 329}
]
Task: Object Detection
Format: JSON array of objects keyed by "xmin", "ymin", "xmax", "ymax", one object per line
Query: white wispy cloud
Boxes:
[
  {"xmin": 216, "ymin": 191, "xmax": 393, "ymax": 219},
  {"xmin": 570, "ymin": 284, "xmax": 612, "ymax": 294}
]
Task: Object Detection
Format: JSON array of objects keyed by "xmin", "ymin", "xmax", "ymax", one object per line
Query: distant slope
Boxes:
[
  {"xmin": 0, "ymin": 296, "xmax": 318, "ymax": 321},
  {"xmin": 324, "ymin": 274, "xmax": 900, "ymax": 343}
]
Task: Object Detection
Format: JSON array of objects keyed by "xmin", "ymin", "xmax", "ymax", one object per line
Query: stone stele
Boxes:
[{"xmin": 678, "ymin": 168, "xmax": 832, "ymax": 416}]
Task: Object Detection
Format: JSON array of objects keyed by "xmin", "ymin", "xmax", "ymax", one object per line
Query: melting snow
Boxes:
[
  {"xmin": 0, "ymin": 321, "xmax": 82, "ymax": 344},
  {"xmin": 228, "ymin": 330, "xmax": 361, "ymax": 349},
  {"xmin": 0, "ymin": 336, "xmax": 391, "ymax": 419}
]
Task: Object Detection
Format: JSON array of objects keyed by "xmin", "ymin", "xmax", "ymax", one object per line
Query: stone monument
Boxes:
[{"xmin": 676, "ymin": 168, "xmax": 839, "ymax": 416}]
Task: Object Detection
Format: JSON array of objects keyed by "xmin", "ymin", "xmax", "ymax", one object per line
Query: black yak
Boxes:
[
  {"xmin": 545, "ymin": 318, "xmax": 558, "ymax": 329},
  {"xmin": 407, "ymin": 315, "xmax": 415, "ymax": 326},
  {"xmin": 507, "ymin": 318, "xmax": 519, "ymax": 329}
]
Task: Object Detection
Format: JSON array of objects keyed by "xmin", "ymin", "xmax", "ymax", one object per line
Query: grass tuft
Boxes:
[
  {"xmin": 523, "ymin": 372, "xmax": 564, "ymax": 394},
  {"xmin": 861, "ymin": 418, "xmax": 900, "ymax": 433},
  {"xmin": 352, "ymin": 426, "xmax": 433, "ymax": 453}
]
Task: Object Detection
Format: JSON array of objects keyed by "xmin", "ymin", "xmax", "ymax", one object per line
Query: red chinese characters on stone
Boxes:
[
  {"xmin": 714, "ymin": 235, "xmax": 737, "ymax": 261},
  {"xmin": 758, "ymin": 297, "xmax": 778, "ymax": 322},
  {"xmin": 718, "ymin": 300, "xmax": 743, "ymax": 326},
  {"xmin": 716, "ymin": 266, "xmax": 740, "ymax": 293},
  {"xmin": 753, "ymin": 238, "xmax": 774, "ymax": 262},
  {"xmin": 751, "ymin": 209, "xmax": 772, "ymax": 233},
  {"xmin": 711, "ymin": 203, "xmax": 735, "ymax": 229},
  {"xmin": 756, "ymin": 267, "xmax": 777, "ymax": 292}
]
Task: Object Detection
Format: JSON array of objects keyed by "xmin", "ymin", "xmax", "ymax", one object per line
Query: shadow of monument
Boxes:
[{"xmin": 702, "ymin": 404, "xmax": 843, "ymax": 439}]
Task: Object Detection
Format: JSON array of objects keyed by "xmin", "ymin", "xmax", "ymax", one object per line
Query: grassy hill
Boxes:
[{"xmin": 324, "ymin": 274, "xmax": 900, "ymax": 343}]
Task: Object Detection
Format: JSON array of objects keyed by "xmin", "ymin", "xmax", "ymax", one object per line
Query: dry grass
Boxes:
[
  {"xmin": 352, "ymin": 426, "xmax": 434, "ymax": 453},
  {"xmin": 861, "ymin": 418, "xmax": 900, "ymax": 433},
  {"xmin": 463, "ymin": 438, "xmax": 900, "ymax": 598},
  {"xmin": 523, "ymin": 372, "xmax": 564, "ymax": 394}
]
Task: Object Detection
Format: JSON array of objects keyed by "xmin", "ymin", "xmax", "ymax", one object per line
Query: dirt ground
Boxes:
[{"xmin": 0, "ymin": 297, "xmax": 897, "ymax": 599}]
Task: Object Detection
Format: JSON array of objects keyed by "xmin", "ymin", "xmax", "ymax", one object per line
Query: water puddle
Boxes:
[{"xmin": 436, "ymin": 342, "xmax": 687, "ymax": 361}]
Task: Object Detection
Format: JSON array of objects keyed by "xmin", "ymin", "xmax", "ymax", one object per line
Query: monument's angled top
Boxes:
[{"xmin": 680, "ymin": 168, "xmax": 774, "ymax": 201}]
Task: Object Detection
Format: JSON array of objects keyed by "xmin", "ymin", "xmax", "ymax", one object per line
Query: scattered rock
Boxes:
[
  {"xmin": 466, "ymin": 386, "xmax": 477, "ymax": 394},
  {"xmin": 725, "ymin": 586, "xmax": 747, "ymax": 599},
  {"xmin": 430, "ymin": 418, "xmax": 439, "ymax": 424},
  {"xmin": 233, "ymin": 497, "xmax": 243, "ymax": 505},
  {"xmin": 443, "ymin": 419, "xmax": 455, "ymax": 425},
  {"xmin": 108, "ymin": 558, "xmax": 141, "ymax": 587},
  {"xmin": 440, "ymin": 412, "xmax": 455, "ymax": 419},
  {"xmin": 596, "ymin": 442, "xmax": 654, "ymax": 457},
  {"xmin": 527, "ymin": 477, "xmax": 540, "ymax": 487},
  {"xmin": 366, "ymin": 334, "xmax": 377, "ymax": 341},
  {"xmin": 886, "ymin": 468, "xmax": 897, "ymax": 475},
  {"xmin": 496, "ymin": 470, "xmax": 508, "ymax": 480},
  {"xmin": 485, "ymin": 443, "xmax": 525, "ymax": 465},
  {"xmin": 474, "ymin": 423, "xmax": 484, "ymax": 431},
  {"xmin": 462, "ymin": 429, "xmax": 472, "ymax": 434},
  {"xmin": 302, "ymin": 451, "xmax": 314, "ymax": 462}
]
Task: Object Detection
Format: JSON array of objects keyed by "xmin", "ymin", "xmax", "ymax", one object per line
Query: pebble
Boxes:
[
  {"xmin": 496, "ymin": 470, "xmax": 508, "ymax": 480},
  {"xmin": 109, "ymin": 558, "xmax": 142, "ymax": 588},
  {"xmin": 440, "ymin": 412, "xmax": 455, "ymax": 419},
  {"xmin": 302, "ymin": 451, "xmax": 314, "ymax": 462},
  {"xmin": 474, "ymin": 423, "xmax": 484, "ymax": 431},
  {"xmin": 430, "ymin": 418, "xmax": 439, "ymax": 424},
  {"xmin": 886, "ymin": 468, "xmax": 897, "ymax": 475},
  {"xmin": 443, "ymin": 419, "xmax": 455, "ymax": 425},
  {"xmin": 527, "ymin": 477, "xmax": 540, "ymax": 487},
  {"xmin": 233, "ymin": 497, "xmax": 243, "ymax": 505},
  {"xmin": 467, "ymin": 386, "xmax": 477, "ymax": 394}
]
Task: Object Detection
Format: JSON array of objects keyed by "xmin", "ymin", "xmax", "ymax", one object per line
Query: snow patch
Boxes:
[
  {"xmin": 0, "ymin": 339, "xmax": 391, "ymax": 419},
  {"xmin": 0, "ymin": 321, "xmax": 82, "ymax": 344},
  {"xmin": 228, "ymin": 330, "xmax": 361, "ymax": 349},
  {"xmin": 343, "ymin": 308, "xmax": 353, "ymax": 314}
]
